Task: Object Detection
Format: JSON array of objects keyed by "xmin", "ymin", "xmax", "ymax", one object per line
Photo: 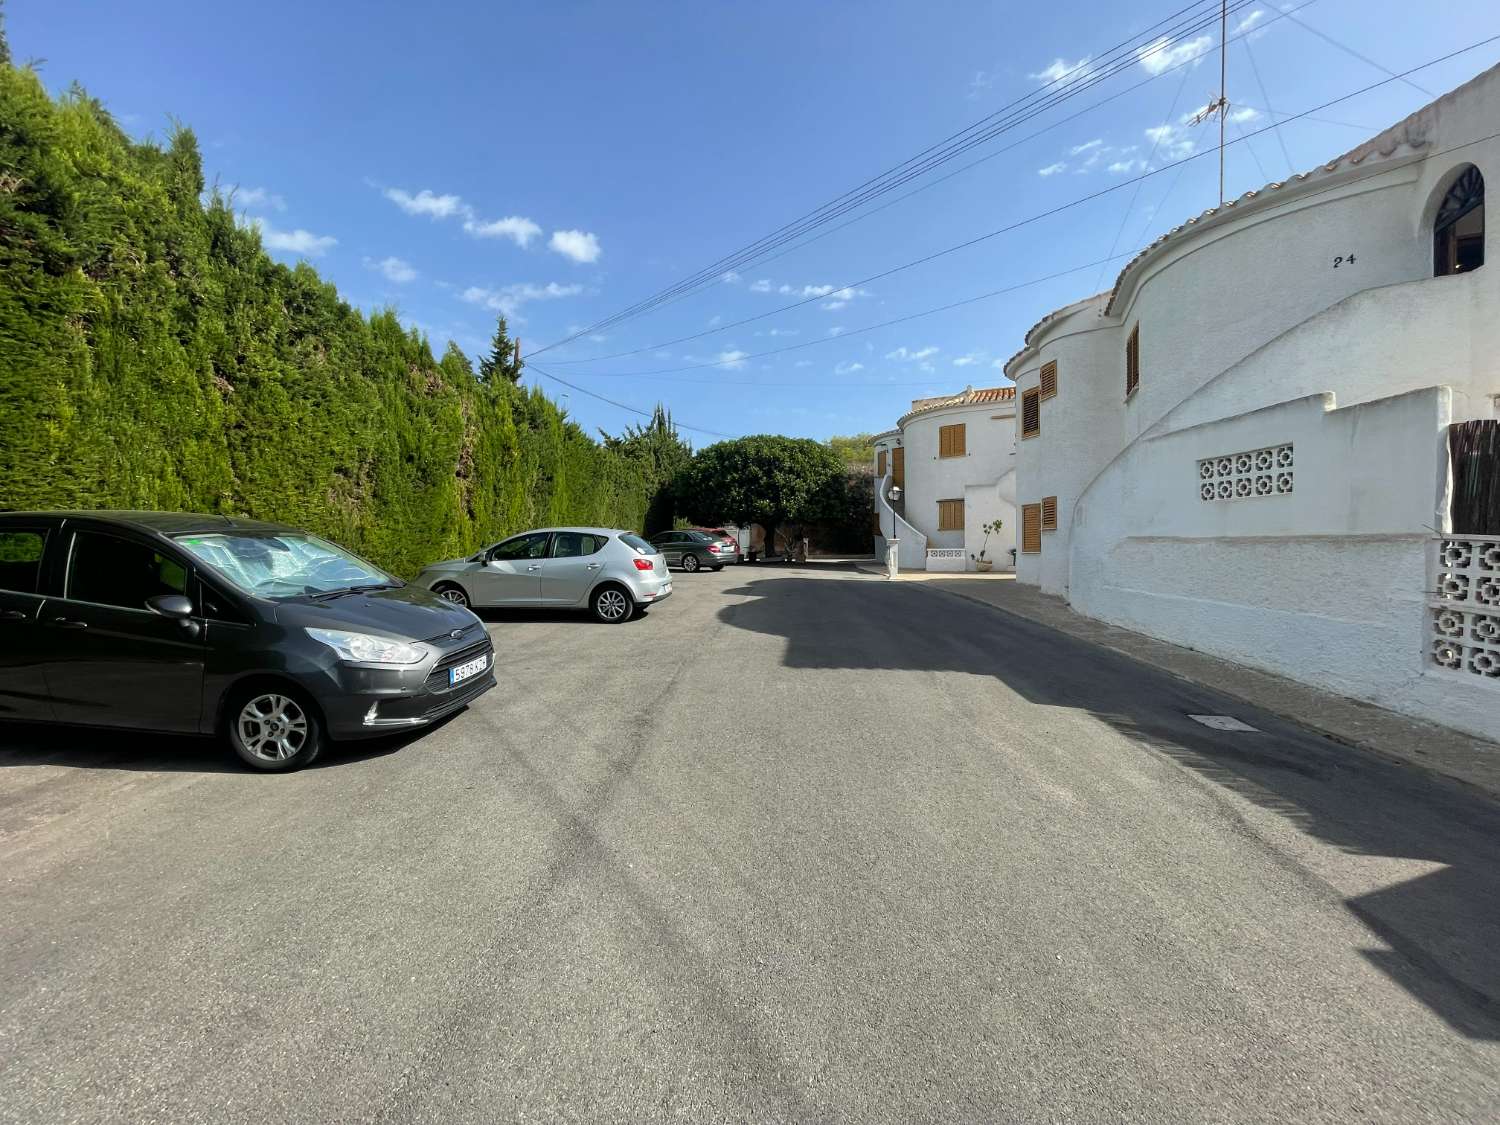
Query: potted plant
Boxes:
[{"xmin": 970, "ymin": 519, "xmax": 1004, "ymax": 572}]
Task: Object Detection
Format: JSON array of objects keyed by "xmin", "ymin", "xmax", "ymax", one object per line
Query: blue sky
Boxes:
[{"xmin": 12, "ymin": 0, "xmax": 1500, "ymax": 442}]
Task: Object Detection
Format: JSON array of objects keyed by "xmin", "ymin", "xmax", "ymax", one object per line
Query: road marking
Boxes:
[{"xmin": 1188, "ymin": 714, "xmax": 1260, "ymax": 732}]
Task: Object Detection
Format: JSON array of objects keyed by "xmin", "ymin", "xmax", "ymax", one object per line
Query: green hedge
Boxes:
[{"xmin": 0, "ymin": 62, "xmax": 685, "ymax": 576}]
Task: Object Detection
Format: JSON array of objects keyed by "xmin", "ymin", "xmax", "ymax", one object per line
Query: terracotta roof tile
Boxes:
[{"xmin": 902, "ymin": 384, "xmax": 1015, "ymax": 422}]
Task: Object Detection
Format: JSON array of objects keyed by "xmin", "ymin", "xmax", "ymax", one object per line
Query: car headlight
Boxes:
[{"xmin": 306, "ymin": 628, "xmax": 426, "ymax": 665}]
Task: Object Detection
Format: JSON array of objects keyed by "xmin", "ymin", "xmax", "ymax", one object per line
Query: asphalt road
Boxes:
[{"xmin": 3, "ymin": 564, "xmax": 1499, "ymax": 1123}]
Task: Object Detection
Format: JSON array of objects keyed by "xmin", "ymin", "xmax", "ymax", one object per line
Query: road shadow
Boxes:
[
  {"xmin": 0, "ymin": 714, "xmax": 453, "ymax": 775},
  {"xmin": 473, "ymin": 606, "xmax": 653, "ymax": 626},
  {"xmin": 718, "ymin": 575, "xmax": 1500, "ymax": 1041}
]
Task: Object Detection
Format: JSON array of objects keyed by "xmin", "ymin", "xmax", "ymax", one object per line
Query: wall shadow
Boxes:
[{"xmin": 717, "ymin": 575, "xmax": 1500, "ymax": 1041}]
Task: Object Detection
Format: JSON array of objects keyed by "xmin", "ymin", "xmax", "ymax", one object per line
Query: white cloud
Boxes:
[
  {"xmin": 822, "ymin": 286, "xmax": 865, "ymax": 310},
  {"xmin": 1031, "ymin": 56, "xmax": 1093, "ymax": 85},
  {"xmin": 232, "ymin": 186, "xmax": 285, "ymax": 212},
  {"xmin": 461, "ymin": 281, "xmax": 583, "ymax": 317},
  {"xmin": 1233, "ymin": 9, "xmax": 1265, "ymax": 35},
  {"xmin": 1038, "ymin": 162, "xmax": 1067, "ymax": 177},
  {"xmin": 794, "ymin": 360, "xmax": 814, "ymax": 367},
  {"xmin": 829, "ymin": 326, "xmax": 845, "ymax": 337},
  {"xmin": 750, "ymin": 278, "xmax": 773, "ymax": 293},
  {"xmin": 1109, "ymin": 158, "xmax": 1146, "ymax": 174},
  {"xmin": 385, "ymin": 187, "xmax": 469, "ymax": 220},
  {"xmin": 721, "ymin": 270, "xmax": 741, "ymax": 284},
  {"xmin": 767, "ymin": 328, "xmax": 799, "ymax": 337},
  {"xmin": 1229, "ymin": 105, "xmax": 1261, "ymax": 124},
  {"xmin": 709, "ymin": 314, "xmax": 723, "ymax": 326},
  {"xmin": 834, "ymin": 361, "xmax": 865, "ymax": 375},
  {"xmin": 715, "ymin": 350, "xmax": 749, "ymax": 370},
  {"xmin": 953, "ymin": 353, "xmax": 984, "ymax": 367},
  {"xmin": 463, "ymin": 215, "xmax": 542, "ymax": 247},
  {"xmin": 1136, "ymin": 34, "xmax": 1213, "ymax": 76},
  {"xmin": 886, "ymin": 346, "xmax": 939, "ymax": 362},
  {"xmin": 365, "ymin": 255, "xmax": 417, "ymax": 283},
  {"xmin": 249, "ymin": 217, "xmax": 336, "ymax": 257},
  {"xmin": 967, "ymin": 70, "xmax": 996, "ymax": 100},
  {"xmin": 1070, "ymin": 139, "xmax": 1103, "ymax": 155},
  {"xmin": 1145, "ymin": 123, "xmax": 1197, "ymax": 160},
  {"xmin": 550, "ymin": 229, "xmax": 601, "ymax": 263}
]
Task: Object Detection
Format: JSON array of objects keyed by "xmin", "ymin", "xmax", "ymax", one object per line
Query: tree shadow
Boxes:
[{"xmin": 717, "ymin": 575, "xmax": 1500, "ymax": 1041}]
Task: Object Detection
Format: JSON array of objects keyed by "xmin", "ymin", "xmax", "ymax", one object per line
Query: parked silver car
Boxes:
[{"xmin": 413, "ymin": 528, "xmax": 671, "ymax": 623}]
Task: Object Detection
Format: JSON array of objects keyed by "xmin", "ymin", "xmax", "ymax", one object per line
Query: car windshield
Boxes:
[
  {"xmin": 619, "ymin": 533, "xmax": 655, "ymax": 554},
  {"xmin": 173, "ymin": 532, "xmax": 395, "ymax": 598}
]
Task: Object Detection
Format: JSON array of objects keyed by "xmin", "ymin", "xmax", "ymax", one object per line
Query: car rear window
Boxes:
[
  {"xmin": 0, "ymin": 528, "xmax": 48, "ymax": 594},
  {"xmin": 619, "ymin": 533, "xmax": 655, "ymax": 554}
]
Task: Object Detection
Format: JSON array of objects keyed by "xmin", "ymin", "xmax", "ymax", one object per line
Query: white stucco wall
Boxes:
[
  {"xmin": 897, "ymin": 401, "xmax": 1017, "ymax": 549},
  {"xmin": 1069, "ymin": 385, "xmax": 1500, "ymax": 741},
  {"xmin": 964, "ymin": 474, "xmax": 1016, "ymax": 570}
]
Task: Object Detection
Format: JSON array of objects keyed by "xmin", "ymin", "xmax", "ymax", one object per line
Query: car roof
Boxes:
[
  {"xmin": 0, "ymin": 510, "xmax": 302, "ymax": 536},
  {"xmin": 512, "ymin": 527, "xmax": 633, "ymax": 537}
]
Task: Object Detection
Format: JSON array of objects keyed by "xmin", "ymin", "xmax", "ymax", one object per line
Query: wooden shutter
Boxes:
[
  {"xmin": 1125, "ymin": 324, "xmax": 1140, "ymax": 397},
  {"xmin": 1041, "ymin": 495, "xmax": 1058, "ymax": 530},
  {"xmin": 877, "ymin": 449, "xmax": 887, "ymax": 478},
  {"xmin": 1021, "ymin": 504, "xmax": 1042, "ymax": 553},
  {"xmin": 892, "ymin": 446, "xmax": 905, "ymax": 487},
  {"xmin": 939, "ymin": 423, "xmax": 966, "ymax": 458},
  {"xmin": 1021, "ymin": 388, "xmax": 1041, "ymax": 438},
  {"xmin": 1039, "ymin": 361, "xmax": 1058, "ymax": 400},
  {"xmin": 937, "ymin": 499, "xmax": 964, "ymax": 531}
]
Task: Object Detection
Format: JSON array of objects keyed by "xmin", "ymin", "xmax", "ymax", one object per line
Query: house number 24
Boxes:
[{"xmin": 1332, "ymin": 253, "xmax": 1357, "ymax": 268}]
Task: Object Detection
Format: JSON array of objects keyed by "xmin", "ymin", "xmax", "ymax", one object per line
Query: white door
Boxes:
[{"xmin": 470, "ymin": 532, "xmax": 550, "ymax": 606}]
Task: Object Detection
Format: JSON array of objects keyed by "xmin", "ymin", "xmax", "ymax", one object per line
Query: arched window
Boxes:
[{"xmin": 1434, "ymin": 165, "xmax": 1484, "ymax": 276}]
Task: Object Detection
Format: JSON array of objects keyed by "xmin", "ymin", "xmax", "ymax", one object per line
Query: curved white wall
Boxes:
[{"xmin": 898, "ymin": 401, "xmax": 1017, "ymax": 551}]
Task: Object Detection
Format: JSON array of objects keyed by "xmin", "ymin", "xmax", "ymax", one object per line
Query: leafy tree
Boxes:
[
  {"xmin": 674, "ymin": 435, "xmax": 848, "ymax": 552},
  {"xmin": 602, "ymin": 405, "xmax": 692, "ymax": 533},
  {"xmin": 0, "ymin": 3, "xmax": 10, "ymax": 69},
  {"xmin": 0, "ymin": 50, "xmax": 683, "ymax": 576},
  {"xmin": 825, "ymin": 432, "xmax": 876, "ymax": 470},
  {"xmin": 477, "ymin": 314, "xmax": 522, "ymax": 384}
]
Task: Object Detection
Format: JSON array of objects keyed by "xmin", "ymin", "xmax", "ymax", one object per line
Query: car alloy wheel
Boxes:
[
  {"xmin": 682, "ymin": 554, "xmax": 700, "ymax": 573},
  {"xmin": 237, "ymin": 693, "xmax": 311, "ymax": 763},
  {"xmin": 435, "ymin": 584, "xmax": 470, "ymax": 608},
  {"xmin": 593, "ymin": 587, "xmax": 631, "ymax": 623}
]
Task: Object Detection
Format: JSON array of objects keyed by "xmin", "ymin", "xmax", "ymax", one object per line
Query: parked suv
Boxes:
[
  {"xmin": 413, "ymin": 528, "xmax": 671, "ymax": 622},
  {"xmin": 0, "ymin": 511, "xmax": 495, "ymax": 771},
  {"xmin": 691, "ymin": 527, "xmax": 742, "ymax": 563},
  {"xmin": 648, "ymin": 529, "xmax": 731, "ymax": 572}
]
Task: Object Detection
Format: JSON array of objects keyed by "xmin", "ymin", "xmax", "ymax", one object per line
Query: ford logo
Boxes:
[{"xmin": 449, "ymin": 629, "xmax": 464, "ymax": 639}]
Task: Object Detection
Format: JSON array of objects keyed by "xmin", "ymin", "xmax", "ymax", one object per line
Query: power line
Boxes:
[
  {"xmin": 1241, "ymin": 32, "xmax": 1296, "ymax": 175},
  {"xmin": 527, "ymin": 0, "xmax": 1274, "ymax": 357},
  {"xmin": 1280, "ymin": 8, "xmax": 1436, "ymax": 98},
  {"xmin": 546, "ymin": 0, "xmax": 1323, "ymax": 368},
  {"xmin": 525, "ymin": 364, "xmax": 738, "ymax": 439},
  {"xmin": 543, "ymin": 38, "xmax": 1500, "ymax": 385}
]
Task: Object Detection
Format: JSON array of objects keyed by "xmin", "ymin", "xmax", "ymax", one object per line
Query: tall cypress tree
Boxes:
[{"xmin": 477, "ymin": 314, "xmax": 522, "ymax": 384}]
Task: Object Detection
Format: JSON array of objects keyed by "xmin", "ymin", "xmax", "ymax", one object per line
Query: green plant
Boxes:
[{"xmin": 970, "ymin": 519, "xmax": 1005, "ymax": 561}]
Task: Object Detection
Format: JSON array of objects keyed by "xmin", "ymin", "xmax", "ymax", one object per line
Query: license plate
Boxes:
[{"xmin": 449, "ymin": 653, "xmax": 489, "ymax": 685}]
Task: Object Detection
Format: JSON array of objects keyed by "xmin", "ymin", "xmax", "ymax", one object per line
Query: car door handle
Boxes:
[
  {"xmin": 1, "ymin": 609, "xmax": 25, "ymax": 621},
  {"xmin": 49, "ymin": 617, "xmax": 88, "ymax": 630},
  {"xmin": 586, "ymin": 563, "xmax": 601, "ymax": 570},
  {"xmin": 526, "ymin": 564, "xmax": 543, "ymax": 571}
]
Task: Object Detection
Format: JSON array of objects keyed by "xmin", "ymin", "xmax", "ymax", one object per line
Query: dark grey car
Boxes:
[
  {"xmin": 0, "ymin": 511, "xmax": 496, "ymax": 772},
  {"xmin": 648, "ymin": 530, "xmax": 731, "ymax": 573}
]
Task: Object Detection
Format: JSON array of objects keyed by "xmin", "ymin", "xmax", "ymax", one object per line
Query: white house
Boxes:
[
  {"xmin": 874, "ymin": 386, "xmax": 1018, "ymax": 572},
  {"xmin": 1002, "ymin": 62, "xmax": 1499, "ymax": 741}
]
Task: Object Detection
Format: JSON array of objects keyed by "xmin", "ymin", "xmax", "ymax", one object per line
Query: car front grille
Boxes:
[{"xmin": 423, "ymin": 638, "xmax": 492, "ymax": 694}]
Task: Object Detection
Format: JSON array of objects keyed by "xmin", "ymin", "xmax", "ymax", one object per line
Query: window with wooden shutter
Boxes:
[
  {"xmin": 892, "ymin": 446, "xmax": 905, "ymax": 487},
  {"xmin": 877, "ymin": 449, "xmax": 887, "ymax": 478},
  {"xmin": 938, "ymin": 423, "xmax": 967, "ymax": 458},
  {"xmin": 937, "ymin": 499, "xmax": 964, "ymax": 531},
  {"xmin": 1021, "ymin": 503, "xmax": 1042, "ymax": 553},
  {"xmin": 1021, "ymin": 388, "xmax": 1041, "ymax": 438},
  {"xmin": 1125, "ymin": 324, "xmax": 1140, "ymax": 398},
  {"xmin": 1039, "ymin": 360, "xmax": 1058, "ymax": 400},
  {"xmin": 1041, "ymin": 495, "xmax": 1058, "ymax": 530}
]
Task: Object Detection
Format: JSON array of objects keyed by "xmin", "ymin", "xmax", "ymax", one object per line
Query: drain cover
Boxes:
[{"xmin": 1188, "ymin": 714, "xmax": 1260, "ymax": 732}]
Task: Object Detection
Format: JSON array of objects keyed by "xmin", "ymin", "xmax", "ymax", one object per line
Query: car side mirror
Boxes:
[{"xmin": 146, "ymin": 593, "xmax": 194, "ymax": 619}]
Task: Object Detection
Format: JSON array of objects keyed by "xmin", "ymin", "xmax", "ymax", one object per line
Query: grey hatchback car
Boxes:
[{"xmin": 414, "ymin": 528, "xmax": 671, "ymax": 623}]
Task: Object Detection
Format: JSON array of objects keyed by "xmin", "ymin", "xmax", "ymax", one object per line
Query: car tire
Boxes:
[
  {"xmin": 225, "ymin": 685, "xmax": 324, "ymax": 772},
  {"xmin": 433, "ymin": 582, "xmax": 470, "ymax": 608},
  {"xmin": 591, "ymin": 584, "xmax": 634, "ymax": 624},
  {"xmin": 682, "ymin": 554, "xmax": 700, "ymax": 573}
]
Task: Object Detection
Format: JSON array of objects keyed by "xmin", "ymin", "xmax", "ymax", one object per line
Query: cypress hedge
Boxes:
[{"xmin": 0, "ymin": 58, "xmax": 687, "ymax": 576}]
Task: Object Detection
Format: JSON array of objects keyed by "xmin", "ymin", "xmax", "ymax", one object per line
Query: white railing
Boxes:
[
  {"xmin": 925, "ymin": 547, "xmax": 966, "ymax": 573},
  {"xmin": 1429, "ymin": 534, "xmax": 1500, "ymax": 684},
  {"xmin": 875, "ymin": 472, "xmax": 927, "ymax": 570}
]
